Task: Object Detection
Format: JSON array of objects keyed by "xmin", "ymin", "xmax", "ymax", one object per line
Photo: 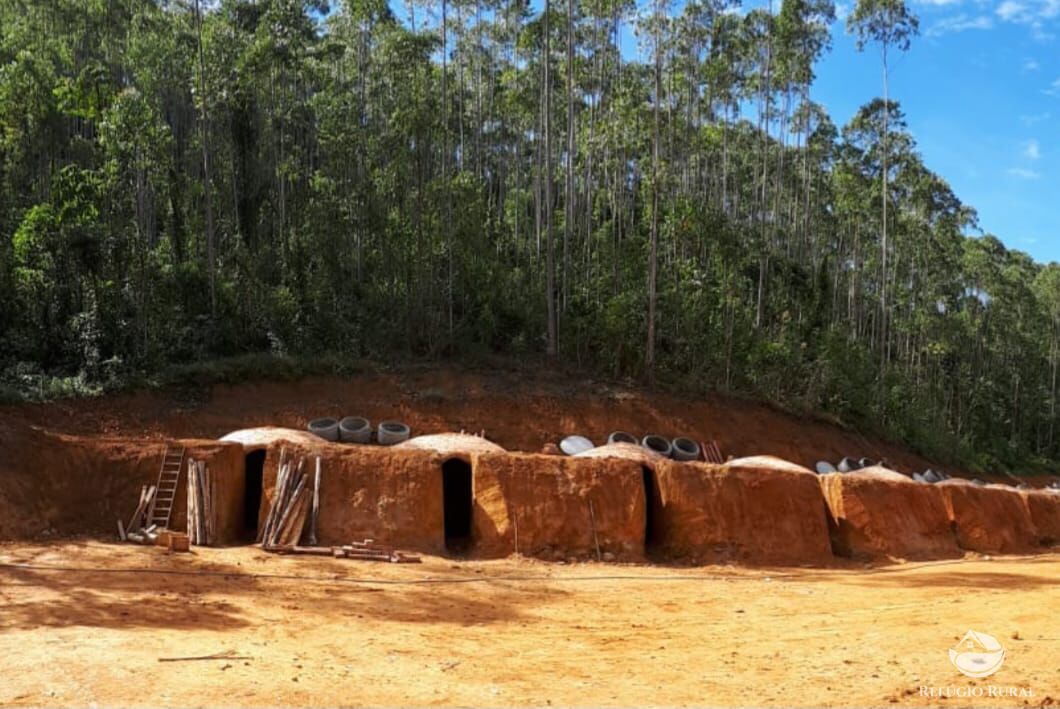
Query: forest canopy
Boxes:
[{"xmin": 1, "ymin": 0, "xmax": 1058, "ymax": 472}]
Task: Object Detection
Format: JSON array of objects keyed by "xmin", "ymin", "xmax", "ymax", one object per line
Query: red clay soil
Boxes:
[
  {"xmin": 940, "ymin": 482, "xmax": 1041, "ymax": 554},
  {"xmin": 651, "ymin": 460, "xmax": 833, "ymax": 566},
  {"xmin": 472, "ymin": 452, "xmax": 645, "ymax": 560},
  {"xmin": 0, "ymin": 364, "xmax": 998, "ymax": 479},
  {"xmin": 1022, "ymin": 490, "xmax": 1060, "ymax": 546},
  {"xmin": 819, "ymin": 473, "xmax": 962, "ymax": 561},
  {"xmin": 0, "ymin": 421, "xmax": 245, "ymax": 543},
  {"xmin": 259, "ymin": 444, "xmax": 446, "ymax": 553}
]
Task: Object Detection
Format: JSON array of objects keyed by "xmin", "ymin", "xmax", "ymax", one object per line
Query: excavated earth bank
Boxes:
[{"xmin": 1, "ymin": 367, "xmax": 1058, "ymax": 566}]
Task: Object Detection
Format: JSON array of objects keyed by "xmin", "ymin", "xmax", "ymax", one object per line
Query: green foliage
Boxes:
[{"xmin": 0, "ymin": 0, "xmax": 1055, "ymax": 473}]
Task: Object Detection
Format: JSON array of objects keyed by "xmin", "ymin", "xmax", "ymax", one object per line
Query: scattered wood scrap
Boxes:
[
  {"xmin": 267, "ymin": 539, "xmax": 421, "ymax": 564},
  {"xmin": 125, "ymin": 484, "xmax": 156, "ymax": 537},
  {"xmin": 120, "ymin": 485, "xmax": 162, "ymax": 545},
  {"xmin": 158, "ymin": 650, "xmax": 250, "ymax": 663},
  {"xmin": 701, "ymin": 440, "xmax": 725, "ymax": 464},
  {"xmin": 334, "ymin": 539, "xmax": 421, "ymax": 563}
]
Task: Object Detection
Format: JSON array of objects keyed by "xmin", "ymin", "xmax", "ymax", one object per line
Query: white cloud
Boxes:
[
  {"xmin": 1020, "ymin": 112, "xmax": 1051, "ymax": 124},
  {"xmin": 997, "ymin": 0, "xmax": 1027, "ymax": 20},
  {"xmin": 919, "ymin": 0, "xmax": 963, "ymax": 6},
  {"xmin": 1023, "ymin": 58, "xmax": 1040, "ymax": 71},
  {"xmin": 926, "ymin": 13, "xmax": 993, "ymax": 35},
  {"xmin": 1007, "ymin": 167, "xmax": 1042, "ymax": 179},
  {"xmin": 1046, "ymin": 77, "xmax": 1060, "ymax": 96},
  {"xmin": 996, "ymin": 0, "xmax": 1060, "ymax": 38},
  {"xmin": 1024, "ymin": 139, "xmax": 1042, "ymax": 159}
]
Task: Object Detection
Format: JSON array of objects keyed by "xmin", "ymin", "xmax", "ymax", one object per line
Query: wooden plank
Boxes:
[
  {"xmin": 197, "ymin": 461, "xmax": 210, "ymax": 546},
  {"xmin": 278, "ymin": 487, "xmax": 312, "ymax": 547},
  {"xmin": 127, "ymin": 485, "xmax": 148, "ymax": 533},
  {"xmin": 268, "ymin": 475, "xmax": 307, "ymax": 548},
  {"xmin": 262, "ymin": 462, "xmax": 299, "ymax": 547},
  {"xmin": 117, "ymin": 519, "xmax": 126, "ymax": 542},
  {"xmin": 259, "ymin": 456, "xmax": 295, "ymax": 545},
  {"xmin": 187, "ymin": 458, "xmax": 198, "ymax": 545},
  {"xmin": 307, "ymin": 457, "xmax": 321, "ymax": 546}
]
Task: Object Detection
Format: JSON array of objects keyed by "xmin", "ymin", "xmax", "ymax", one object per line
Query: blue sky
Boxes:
[
  {"xmin": 814, "ymin": 0, "xmax": 1060, "ymax": 264},
  {"xmin": 376, "ymin": 0, "xmax": 1059, "ymax": 263}
]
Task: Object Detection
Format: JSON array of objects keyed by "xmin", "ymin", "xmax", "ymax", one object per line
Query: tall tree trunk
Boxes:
[
  {"xmin": 646, "ymin": 0, "xmax": 662, "ymax": 385},
  {"xmin": 544, "ymin": 0, "xmax": 558, "ymax": 359},
  {"xmin": 880, "ymin": 45, "xmax": 890, "ymax": 377},
  {"xmin": 193, "ymin": 0, "xmax": 216, "ymax": 319}
]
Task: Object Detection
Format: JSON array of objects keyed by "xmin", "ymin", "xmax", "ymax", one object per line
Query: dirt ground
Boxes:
[{"xmin": 1, "ymin": 542, "xmax": 1056, "ymax": 708}]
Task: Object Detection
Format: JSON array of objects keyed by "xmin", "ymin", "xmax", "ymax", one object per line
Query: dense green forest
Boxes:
[{"xmin": 1, "ymin": 0, "xmax": 1058, "ymax": 471}]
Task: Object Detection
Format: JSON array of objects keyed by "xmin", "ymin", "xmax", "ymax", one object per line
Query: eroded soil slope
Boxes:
[{"xmin": 0, "ymin": 364, "xmax": 992, "ymax": 477}]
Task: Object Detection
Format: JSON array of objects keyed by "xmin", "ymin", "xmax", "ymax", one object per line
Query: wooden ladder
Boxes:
[{"xmin": 149, "ymin": 445, "xmax": 186, "ymax": 530}]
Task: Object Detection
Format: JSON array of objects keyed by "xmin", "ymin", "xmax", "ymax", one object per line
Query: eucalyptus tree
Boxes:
[{"xmin": 847, "ymin": 0, "xmax": 918, "ymax": 368}]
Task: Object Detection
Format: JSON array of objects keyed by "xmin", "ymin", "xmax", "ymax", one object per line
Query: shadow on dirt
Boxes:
[{"xmin": 0, "ymin": 543, "xmax": 564, "ymax": 631}]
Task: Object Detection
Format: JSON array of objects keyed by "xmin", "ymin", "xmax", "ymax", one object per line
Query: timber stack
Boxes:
[{"xmin": 186, "ymin": 458, "xmax": 215, "ymax": 546}]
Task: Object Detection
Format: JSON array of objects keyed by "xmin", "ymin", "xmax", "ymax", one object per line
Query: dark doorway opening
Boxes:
[
  {"xmin": 442, "ymin": 458, "xmax": 473, "ymax": 551},
  {"xmin": 244, "ymin": 450, "xmax": 265, "ymax": 541},
  {"xmin": 642, "ymin": 466, "xmax": 659, "ymax": 551}
]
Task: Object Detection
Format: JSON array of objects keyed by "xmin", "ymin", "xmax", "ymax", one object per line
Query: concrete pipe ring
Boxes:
[
  {"xmin": 339, "ymin": 416, "xmax": 372, "ymax": 443},
  {"xmin": 378, "ymin": 420, "xmax": 411, "ymax": 445},
  {"xmin": 308, "ymin": 417, "xmax": 340, "ymax": 442},
  {"xmin": 607, "ymin": 431, "xmax": 638, "ymax": 445},
  {"xmin": 641, "ymin": 434, "xmax": 672, "ymax": 458},
  {"xmin": 671, "ymin": 437, "xmax": 701, "ymax": 462},
  {"xmin": 815, "ymin": 461, "xmax": 837, "ymax": 475},
  {"xmin": 837, "ymin": 457, "xmax": 860, "ymax": 473}
]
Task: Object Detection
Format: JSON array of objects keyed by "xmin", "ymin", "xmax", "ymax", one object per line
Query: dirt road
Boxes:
[{"xmin": 0, "ymin": 542, "xmax": 1055, "ymax": 707}]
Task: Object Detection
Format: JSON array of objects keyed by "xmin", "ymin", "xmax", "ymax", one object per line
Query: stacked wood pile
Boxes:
[
  {"xmin": 186, "ymin": 459, "xmax": 215, "ymax": 546},
  {"xmin": 259, "ymin": 450, "xmax": 317, "ymax": 549}
]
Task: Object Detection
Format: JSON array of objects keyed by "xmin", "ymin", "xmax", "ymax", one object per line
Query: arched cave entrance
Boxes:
[
  {"xmin": 442, "ymin": 458, "xmax": 473, "ymax": 551},
  {"xmin": 243, "ymin": 449, "xmax": 266, "ymax": 541}
]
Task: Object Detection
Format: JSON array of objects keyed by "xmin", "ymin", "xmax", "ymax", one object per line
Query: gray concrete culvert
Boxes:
[
  {"xmin": 641, "ymin": 435, "xmax": 672, "ymax": 458},
  {"xmin": 339, "ymin": 416, "xmax": 372, "ymax": 443},
  {"xmin": 308, "ymin": 418, "xmax": 340, "ymax": 442},
  {"xmin": 815, "ymin": 461, "xmax": 837, "ymax": 475},
  {"xmin": 671, "ymin": 437, "xmax": 701, "ymax": 462},
  {"xmin": 377, "ymin": 421, "xmax": 411, "ymax": 445},
  {"xmin": 837, "ymin": 457, "xmax": 860, "ymax": 473},
  {"xmin": 607, "ymin": 431, "xmax": 638, "ymax": 445}
]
